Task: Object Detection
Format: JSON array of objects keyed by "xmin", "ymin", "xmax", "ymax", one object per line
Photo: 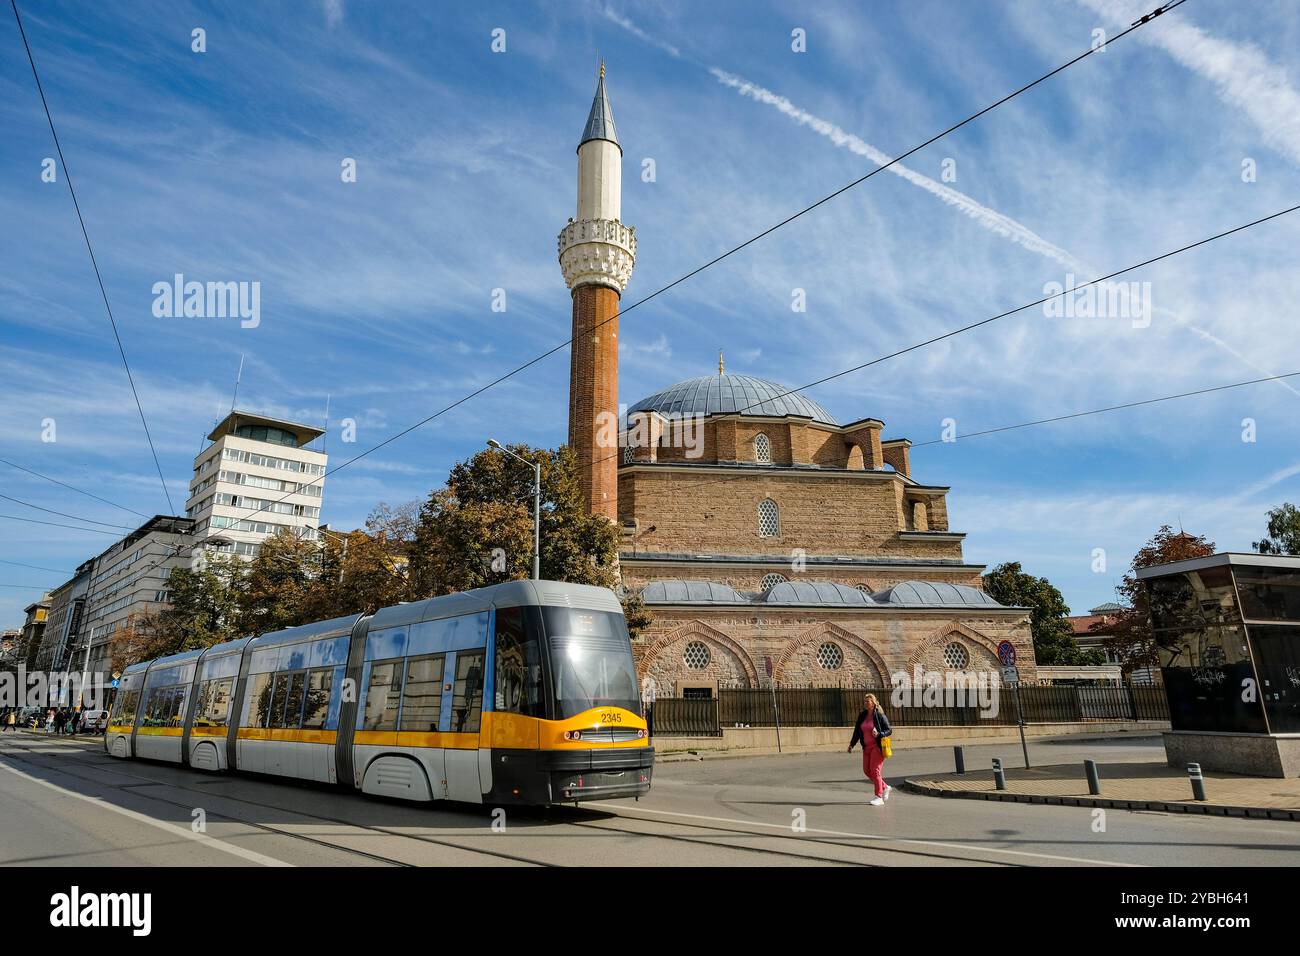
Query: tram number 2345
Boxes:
[{"xmin": 600, "ymin": 711, "xmax": 623, "ymax": 724}]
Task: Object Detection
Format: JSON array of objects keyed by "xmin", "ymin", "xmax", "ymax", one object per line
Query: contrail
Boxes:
[
  {"xmin": 1078, "ymin": 0, "xmax": 1300, "ymax": 165},
  {"xmin": 710, "ymin": 68, "xmax": 1089, "ymax": 273},
  {"xmin": 602, "ymin": 5, "xmax": 1300, "ymax": 397}
]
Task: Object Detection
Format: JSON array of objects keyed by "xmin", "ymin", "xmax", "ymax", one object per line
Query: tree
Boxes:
[
  {"xmin": 407, "ymin": 444, "xmax": 648, "ymax": 633},
  {"xmin": 1253, "ymin": 502, "xmax": 1300, "ymax": 555},
  {"xmin": 110, "ymin": 556, "xmax": 244, "ymax": 669},
  {"xmin": 238, "ymin": 530, "xmax": 324, "ymax": 634},
  {"xmin": 310, "ymin": 528, "xmax": 409, "ymax": 620},
  {"xmin": 1101, "ymin": 525, "xmax": 1216, "ymax": 676},
  {"xmin": 982, "ymin": 562, "xmax": 1103, "ymax": 666}
]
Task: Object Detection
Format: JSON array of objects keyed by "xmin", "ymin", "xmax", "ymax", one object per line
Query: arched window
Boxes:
[
  {"xmin": 816, "ymin": 642, "xmax": 844, "ymax": 670},
  {"xmin": 943, "ymin": 642, "xmax": 970, "ymax": 669},
  {"xmin": 623, "ymin": 445, "xmax": 634, "ymax": 464},
  {"xmin": 683, "ymin": 641, "xmax": 711, "ymax": 670},
  {"xmin": 754, "ymin": 433, "xmax": 771, "ymax": 464},
  {"xmin": 758, "ymin": 498, "xmax": 780, "ymax": 537},
  {"xmin": 760, "ymin": 572, "xmax": 787, "ymax": 592}
]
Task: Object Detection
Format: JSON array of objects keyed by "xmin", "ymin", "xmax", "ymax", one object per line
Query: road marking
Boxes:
[
  {"xmin": 602, "ymin": 804, "xmax": 1141, "ymax": 866},
  {"xmin": 0, "ymin": 751, "xmax": 292, "ymax": 867}
]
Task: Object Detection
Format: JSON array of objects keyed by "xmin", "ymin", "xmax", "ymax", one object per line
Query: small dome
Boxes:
[
  {"xmin": 763, "ymin": 581, "xmax": 876, "ymax": 606},
  {"xmin": 874, "ymin": 581, "xmax": 1005, "ymax": 607},
  {"xmin": 627, "ymin": 373, "xmax": 837, "ymax": 426},
  {"xmin": 640, "ymin": 580, "xmax": 746, "ymax": 605},
  {"xmin": 1089, "ymin": 601, "xmax": 1125, "ymax": 614}
]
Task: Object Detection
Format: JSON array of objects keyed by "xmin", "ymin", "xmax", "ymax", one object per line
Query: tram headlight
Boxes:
[
  {"xmin": 564, "ymin": 729, "xmax": 582, "ymax": 741},
  {"xmin": 636, "ymin": 728, "xmax": 647, "ymax": 739}
]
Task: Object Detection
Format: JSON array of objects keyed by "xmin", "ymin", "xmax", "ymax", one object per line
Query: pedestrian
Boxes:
[
  {"xmin": 45, "ymin": 708, "xmax": 54, "ymax": 734},
  {"xmin": 0, "ymin": 709, "xmax": 11, "ymax": 732},
  {"xmin": 53, "ymin": 708, "xmax": 65, "ymax": 735},
  {"xmin": 70, "ymin": 708, "xmax": 81, "ymax": 735},
  {"xmin": 848, "ymin": 692, "xmax": 893, "ymax": 806}
]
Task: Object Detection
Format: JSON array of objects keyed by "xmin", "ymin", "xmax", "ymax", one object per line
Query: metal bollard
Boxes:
[
  {"xmin": 992, "ymin": 757, "xmax": 1007, "ymax": 790},
  {"xmin": 1084, "ymin": 758, "xmax": 1101, "ymax": 796},
  {"xmin": 954, "ymin": 745, "xmax": 966, "ymax": 775},
  {"xmin": 1188, "ymin": 762, "xmax": 1207, "ymax": 801}
]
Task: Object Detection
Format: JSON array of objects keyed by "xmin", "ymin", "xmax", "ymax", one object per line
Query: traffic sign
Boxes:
[
  {"xmin": 997, "ymin": 640, "xmax": 1016, "ymax": 667},
  {"xmin": 1001, "ymin": 665, "xmax": 1020, "ymax": 684}
]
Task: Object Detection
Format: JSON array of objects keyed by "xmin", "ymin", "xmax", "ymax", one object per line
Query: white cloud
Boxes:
[{"xmin": 1078, "ymin": 0, "xmax": 1300, "ymax": 165}]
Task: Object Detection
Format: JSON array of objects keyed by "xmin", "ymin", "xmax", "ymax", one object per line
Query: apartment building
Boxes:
[
  {"xmin": 186, "ymin": 410, "xmax": 328, "ymax": 559},
  {"xmin": 79, "ymin": 515, "xmax": 194, "ymax": 678}
]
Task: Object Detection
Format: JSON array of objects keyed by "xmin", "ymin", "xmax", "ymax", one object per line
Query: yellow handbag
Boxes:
[{"xmin": 881, "ymin": 736, "xmax": 894, "ymax": 759}]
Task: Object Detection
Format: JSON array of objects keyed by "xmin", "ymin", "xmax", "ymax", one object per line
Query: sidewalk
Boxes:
[
  {"xmin": 905, "ymin": 760, "xmax": 1300, "ymax": 821},
  {"xmin": 656, "ymin": 728, "xmax": 1162, "ymax": 762}
]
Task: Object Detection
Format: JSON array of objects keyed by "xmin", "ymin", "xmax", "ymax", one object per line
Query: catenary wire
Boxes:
[
  {"xmin": 197, "ymin": 1, "xmax": 1191, "ymax": 535},
  {"xmin": 9, "ymin": 0, "xmax": 176, "ymax": 514}
]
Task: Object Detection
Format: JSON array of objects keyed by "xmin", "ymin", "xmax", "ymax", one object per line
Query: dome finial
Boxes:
[{"xmin": 718, "ymin": 349, "xmax": 724, "ymax": 376}]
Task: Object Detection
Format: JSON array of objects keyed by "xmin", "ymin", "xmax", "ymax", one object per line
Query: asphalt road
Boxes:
[{"xmin": 0, "ymin": 732, "xmax": 1295, "ymax": 867}]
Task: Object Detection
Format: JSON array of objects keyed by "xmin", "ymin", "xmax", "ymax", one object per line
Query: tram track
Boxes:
[{"xmin": 0, "ymin": 734, "xmax": 1060, "ymax": 866}]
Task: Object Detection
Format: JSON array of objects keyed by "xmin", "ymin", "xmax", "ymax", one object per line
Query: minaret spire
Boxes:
[
  {"xmin": 559, "ymin": 65, "xmax": 637, "ymax": 522},
  {"xmin": 718, "ymin": 350, "xmax": 725, "ymax": 376}
]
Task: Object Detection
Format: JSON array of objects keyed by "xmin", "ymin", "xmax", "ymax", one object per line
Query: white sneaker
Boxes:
[
  {"xmin": 870, "ymin": 796, "xmax": 885, "ymax": 806},
  {"xmin": 883, "ymin": 785, "xmax": 892, "ymax": 801}
]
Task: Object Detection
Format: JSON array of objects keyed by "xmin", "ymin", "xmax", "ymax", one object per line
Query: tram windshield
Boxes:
[{"xmin": 542, "ymin": 607, "xmax": 641, "ymax": 719}]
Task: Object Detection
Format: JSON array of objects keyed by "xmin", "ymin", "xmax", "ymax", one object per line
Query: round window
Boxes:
[{"xmin": 683, "ymin": 641, "xmax": 711, "ymax": 670}]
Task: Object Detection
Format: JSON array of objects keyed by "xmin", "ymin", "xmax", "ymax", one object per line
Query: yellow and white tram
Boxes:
[{"xmin": 106, "ymin": 581, "xmax": 653, "ymax": 805}]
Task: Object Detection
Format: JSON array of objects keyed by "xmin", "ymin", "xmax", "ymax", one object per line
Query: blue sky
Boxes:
[{"xmin": 2, "ymin": 0, "xmax": 1298, "ymax": 625}]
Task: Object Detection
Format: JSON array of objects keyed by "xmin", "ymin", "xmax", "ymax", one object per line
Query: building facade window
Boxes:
[
  {"xmin": 754, "ymin": 433, "xmax": 771, "ymax": 464},
  {"xmin": 683, "ymin": 640, "xmax": 711, "ymax": 670},
  {"xmin": 760, "ymin": 572, "xmax": 787, "ymax": 592},
  {"xmin": 623, "ymin": 445, "xmax": 634, "ymax": 464},
  {"xmin": 943, "ymin": 642, "xmax": 970, "ymax": 669},
  {"xmin": 758, "ymin": 498, "xmax": 780, "ymax": 538},
  {"xmin": 816, "ymin": 642, "xmax": 844, "ymax": 670}
]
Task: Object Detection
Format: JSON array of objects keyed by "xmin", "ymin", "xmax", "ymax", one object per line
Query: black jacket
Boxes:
[{"xmin": 848, "ymin": 707, "xmax": 892, "ymax": 751}]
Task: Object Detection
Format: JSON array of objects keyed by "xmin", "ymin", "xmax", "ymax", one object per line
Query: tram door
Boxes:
[{"xmin": 444, "ymin": 649, "xmax": 486, "ymax": 802}]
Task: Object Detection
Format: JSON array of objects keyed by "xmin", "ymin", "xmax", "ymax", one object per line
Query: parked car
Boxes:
[{"xmin": 79, "ymin": 709, "xmax": 109, "ymax": 733}]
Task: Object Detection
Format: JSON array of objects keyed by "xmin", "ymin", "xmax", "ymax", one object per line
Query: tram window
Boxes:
[
  {"xmin": 363, "ymin": 660, "xmax": 402, "ymax": 731},
  {"xmin": 249, "ymin": 673, "xmax": 274, "ymax": 727},
  {"xmin": 283, "ymin": 671, "xmax": 306, "ymax": 729},
  {"xmin": 194, "ymin": 678, "xmax": 233, "ymax": 727},
  {"xmin": 451, "ymin": 651, "xmax": 484, "ymax": 734},
  {"xmin": 302, "ymin": 669, "xmax": 333, "ymax": 730},
  {"xmin": 494, "ymin": 607, "xmax": 543, "ymax": 717},
  {"xmin": 112, "ymin": 689, "xmax": 140, "ymax": 727},
  {"xmin": 267, "ymin": 674, "xmax": 290, "ymax": 728},
  {"xmin": 400, "ymin": 654, "xmax": 444, "ymax": 732}
]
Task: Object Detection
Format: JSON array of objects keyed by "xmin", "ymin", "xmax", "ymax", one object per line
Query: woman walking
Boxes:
[{"xmin": 848, "ymin": 692, "xmax": 893, "ymax": 806}]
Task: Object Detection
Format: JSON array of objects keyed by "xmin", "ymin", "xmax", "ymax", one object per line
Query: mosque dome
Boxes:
[{"xmin": 627, "ymin": 373, "xmax": 837, "ymax": 426}]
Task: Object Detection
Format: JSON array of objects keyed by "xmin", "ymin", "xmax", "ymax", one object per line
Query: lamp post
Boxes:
[{"xmin": 487, "ymin": 440, "xmax": 541, "ymax": 581}]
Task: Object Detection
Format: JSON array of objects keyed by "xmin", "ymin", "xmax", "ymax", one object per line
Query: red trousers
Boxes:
[{"xmin": 862, "ymin": 743, "xmax": 886, "ymax": 797}]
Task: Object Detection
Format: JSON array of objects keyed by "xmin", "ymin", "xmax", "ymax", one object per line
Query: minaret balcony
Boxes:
[{"xmin": 558, "ymin": 217, "xmax": 637, "ymax": 292}]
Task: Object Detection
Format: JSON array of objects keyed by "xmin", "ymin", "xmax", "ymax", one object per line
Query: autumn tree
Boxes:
[
  {"xmin": 1100, "ymin": 525, "xmax": 1216, "ymax": 676},
  {"xmin": 311, "ymin": 527, "xmax": 409, "ymax": 619},
  {"xmin": 109, "ymin": 556, "xmax": 244, "ymax": 669},
  {"xmin": 408, "ymin": 444, "xmax": 647, "ymax": 631},
  {"xmin": 237, "ymin": 530, "xmax": 324, "ymax": 634},
  {"xmin": 982, "ymin": 562, "xmax": 1103, "ymax": 666},
  {"xmin": 1253, "ymin": 502, "xmax": 1300, "ymax": 555}
]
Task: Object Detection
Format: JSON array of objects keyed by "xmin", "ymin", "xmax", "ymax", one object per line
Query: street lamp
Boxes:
[{"xmin": 487, "ymin": 439, "xmax": 541, "ymax": 581}]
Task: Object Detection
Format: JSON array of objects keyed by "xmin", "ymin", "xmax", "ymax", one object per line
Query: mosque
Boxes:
[{"xmin": 558, "ymin": 68, "xmax": 1033, "ymax": 696}]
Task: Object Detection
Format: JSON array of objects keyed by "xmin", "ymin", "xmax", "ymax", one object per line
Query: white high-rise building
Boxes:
[{"xmin": 187, "ymin": 410, "xmax": 328, "ymax": 559}]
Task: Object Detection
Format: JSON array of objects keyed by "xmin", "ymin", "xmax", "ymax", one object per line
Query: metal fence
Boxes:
[{"xmin": 648, "ymin": 684, "xmax": 1169, "ymax": 736}]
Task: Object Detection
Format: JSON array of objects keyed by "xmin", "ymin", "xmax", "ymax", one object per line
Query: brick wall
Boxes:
[
  {"xmin": 634, "ymin": 608, "xmax": 1034, "ymax": 692},
  {"xmin": 568, "ymin": 283, "xmax": 620, "ymax": 520},
  {"xmin": 617, "ymin": 468, "xmax": 964, "ymax": 562}
]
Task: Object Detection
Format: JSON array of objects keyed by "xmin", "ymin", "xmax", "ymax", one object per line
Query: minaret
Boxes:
[{"xmin": 558, "ymin": 63, "xmax": 636, "ymax": 521}]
